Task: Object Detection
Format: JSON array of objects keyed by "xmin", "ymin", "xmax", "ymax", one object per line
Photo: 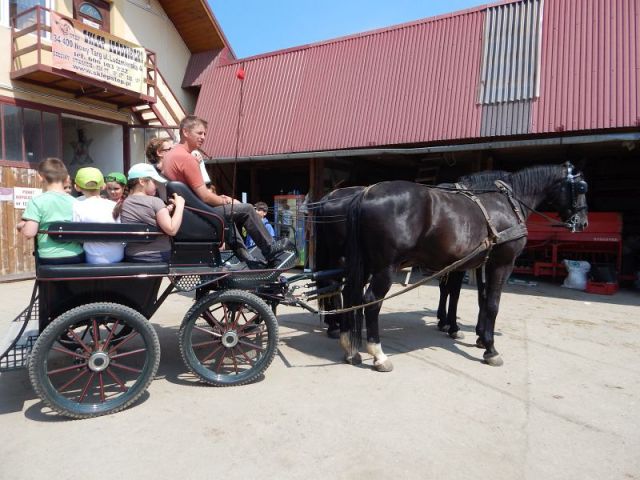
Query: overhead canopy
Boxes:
[{"xmin": 157, "ymin": 0, "xmax": 234, "ymax": 55}]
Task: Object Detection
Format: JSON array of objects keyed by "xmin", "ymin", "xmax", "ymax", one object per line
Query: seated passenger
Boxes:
[
  {"xmin": 162, "ymin": 115, "xmax": 293, "ymax": 266},
  {"xmin": 146, "ymin": 137, "xmax": 172, "ymax": 202},
  {"xmin": 72, "ymin": 167, "xmax": 124, "ymax": 264},
  {"xmin": 17, "ymin": 158, "xmax": 84, "ymax": 265},
  {"xmin": 115, "ymin": 163, "xmax": 184, "ymax": 263},
  {"xmin": 245, "ymin": 202, "xmax": 276, "ymax": 248},
  {"xmin": 104, "ymin": 171, "xmax": 127, "ymax": 202}
]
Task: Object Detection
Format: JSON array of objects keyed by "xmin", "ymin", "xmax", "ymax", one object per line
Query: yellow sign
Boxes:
[{"xmin": 51, "ymin": 13, "xmax": 148, "ymax": 95}]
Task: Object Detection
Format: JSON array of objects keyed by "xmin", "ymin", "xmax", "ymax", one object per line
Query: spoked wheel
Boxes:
[
  {"xmin": 179, "ymin": 290, "xmax": 278, "ymax": 386},
  {"xmin": 28, "ymin": 303, "xmax": 160, "ymax": 419}
]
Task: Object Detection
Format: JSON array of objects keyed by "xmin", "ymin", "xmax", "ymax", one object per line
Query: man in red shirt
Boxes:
[{"xmin": 163, "ymin": 115, "xmax": 292, "ymax": 266}]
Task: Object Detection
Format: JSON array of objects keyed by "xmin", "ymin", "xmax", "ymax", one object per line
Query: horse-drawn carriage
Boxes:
[
  {"xmin": 1, "ymin": 162, "xmax": 589, "ymax": 418},
  {"xmin": 0, "ymin": 181, "xmax": 326, "ymax": 419}
]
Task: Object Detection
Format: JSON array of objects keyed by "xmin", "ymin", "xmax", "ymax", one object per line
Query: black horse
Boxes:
[
  {"xmin": 315, "ymin": 171, "xmax": 512, "ymax": 340},
  {"xmin": 436, "ymin": 170, "xmax": 512, "ymax": 340},
  {"xmin": 335, "ymin": 163, "xmax": 588, "ymax": 372}
]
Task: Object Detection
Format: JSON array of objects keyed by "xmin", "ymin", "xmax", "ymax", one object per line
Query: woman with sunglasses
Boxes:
[
  {"xmin": 145, "ymin": 137, "xmax": 173, "ymax": 173},
  {"xmin": 104, "ymin": 172, "xmax": 127, "ymax": 202}
]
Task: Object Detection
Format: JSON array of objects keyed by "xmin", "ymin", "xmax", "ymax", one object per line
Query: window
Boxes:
[
  {"xmin": 73, "ymin": 0, "xmax": 110, "ymax": 32},
  {"xmin": 3, "ymin": 105, "xmax": 23, "ymax": 161},
  {"xmin": 0, "ymin": 103, "xmax": 61, "ymax": 165}
]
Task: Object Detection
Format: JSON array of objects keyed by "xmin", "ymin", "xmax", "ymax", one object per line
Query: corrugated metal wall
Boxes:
[
  {"xmin": 197, "ymin": 10, "xmax": 486, "ymax": 158},
  {"xmin": 532, "ymin": 0, "xmax": 640, "ymax": 133}
]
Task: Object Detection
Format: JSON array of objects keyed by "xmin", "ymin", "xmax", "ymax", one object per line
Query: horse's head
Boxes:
[{"xmin": 550, "ymin": 162, "xmax": 589, "ymax": 232}]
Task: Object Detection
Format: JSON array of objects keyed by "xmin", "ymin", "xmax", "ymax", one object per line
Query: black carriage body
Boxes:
[{"xmin": 37, "ymin": 269, "xmax": 165, "ymax": 332}]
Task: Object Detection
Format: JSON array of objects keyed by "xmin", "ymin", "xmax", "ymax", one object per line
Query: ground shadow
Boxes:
[{"xmin": 278, "ymin": 308, "xmax": 490, "ymax": 367}]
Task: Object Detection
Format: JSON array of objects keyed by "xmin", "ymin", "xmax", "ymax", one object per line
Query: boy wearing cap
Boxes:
[
  {"xmin": 17, "ymin": 158, "xmax": 84, "ymax": 264},
  {"xmin": 72, "ymin": 167, "xmax": 124, "ymax": 264}
]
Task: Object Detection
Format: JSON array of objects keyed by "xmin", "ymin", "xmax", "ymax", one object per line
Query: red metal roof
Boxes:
[
  {"xmin": 197, "ymin": 7, "xmax": 486, "ymax": 157},
  {"xmin": 196, "ymin": 0, "xmax": 640, "ymax": 159},
  {"xmin": 532, "ymin": 0, "xmax": 640, "ymax": 133}
]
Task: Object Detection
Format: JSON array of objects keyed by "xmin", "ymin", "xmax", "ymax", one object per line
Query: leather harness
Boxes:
[{"xmin": 452, "ymin": 180, "xmax": 529, "ymax": 282}]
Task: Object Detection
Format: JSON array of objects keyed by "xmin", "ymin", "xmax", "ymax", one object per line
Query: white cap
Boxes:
[{"xmin": 128, "ymin": 163, "xmax": 167, "ymax": 183}]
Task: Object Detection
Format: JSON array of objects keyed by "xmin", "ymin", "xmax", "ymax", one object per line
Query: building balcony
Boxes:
[{"xmin": 10, "ymin": 6, "xmax": 157, "ymax": 108}]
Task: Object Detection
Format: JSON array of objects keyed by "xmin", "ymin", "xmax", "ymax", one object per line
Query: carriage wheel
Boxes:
[
  {"xmin": 28, "ymin": 303, "xmax": 160, "ymax": 419},
  {"xmin": 179, "ymin": 290, "xmax": 278, "ymax": 387}
]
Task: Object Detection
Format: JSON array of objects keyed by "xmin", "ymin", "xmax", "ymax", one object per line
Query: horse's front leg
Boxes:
[
  {"xmin": 364, "ymin": 267, "xmax": 394, "ymax": 372},
  {"xmin": 475, "ymin": 267, "xmax": 488, "ymax": 348},
  {"xmin": 478, "ymin": 264, "xmax": 512, "ymax": 366}
]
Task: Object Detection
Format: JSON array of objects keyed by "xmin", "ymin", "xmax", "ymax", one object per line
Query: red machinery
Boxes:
[{"xmin": 513, "ymin": 212, "xmax": 622, "ymax": 280}]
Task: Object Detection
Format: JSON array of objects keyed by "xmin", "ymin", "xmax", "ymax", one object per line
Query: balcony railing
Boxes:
[{"xmin": 11, "ymin": 6, "xmax": 157, "ymax": 108}]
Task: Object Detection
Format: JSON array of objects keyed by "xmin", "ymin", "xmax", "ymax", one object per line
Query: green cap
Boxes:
[
  {"xmin": 75, "ymin": 167, "xmax": 104, "ymax": 190},
  {"xmin": 105, "ymin": 172, "xmax": 127, "ymax": 185}
]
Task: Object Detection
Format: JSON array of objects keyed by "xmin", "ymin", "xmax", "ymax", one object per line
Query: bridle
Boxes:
[{"xmin": 564, "ymin": 163, "xmax": 588, "ymax": 232}]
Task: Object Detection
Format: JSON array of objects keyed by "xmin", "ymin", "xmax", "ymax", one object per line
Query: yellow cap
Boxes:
[{"xmin": 75, "ymin": 167, "xmax": 105, "ymax": 190}]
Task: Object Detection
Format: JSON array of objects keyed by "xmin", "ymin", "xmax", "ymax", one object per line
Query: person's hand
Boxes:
[
  {"xmin": 16, "ymin": 221, "xmax": 25, "ymax": 232},
  {"xmin": 220, "ymin": 195, "xmax": 234, "ymax": 205},
  {"xmin": 169, "ymin": 193, "xmax": 185, "ymax": 209}
]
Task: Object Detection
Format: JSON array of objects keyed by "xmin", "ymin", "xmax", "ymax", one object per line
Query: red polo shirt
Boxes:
[{"xmin": 162, "ymin": 143, "xmax": 205, "ymax": 189}]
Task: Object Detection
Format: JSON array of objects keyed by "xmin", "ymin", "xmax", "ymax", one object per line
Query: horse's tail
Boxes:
[{"xmin": 344, "ymin": 189, "xmax": 367, "ymax": 348}]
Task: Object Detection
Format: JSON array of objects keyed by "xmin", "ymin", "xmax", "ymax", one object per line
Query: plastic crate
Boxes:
[{"xmin": 585, "ymin": 281, "xmax": 618, "ymax": 295}]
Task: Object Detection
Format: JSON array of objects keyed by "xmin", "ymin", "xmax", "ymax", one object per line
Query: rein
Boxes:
[{"xmin": 318, "ymin": 238, "xmax": 492, "ymax": 315}]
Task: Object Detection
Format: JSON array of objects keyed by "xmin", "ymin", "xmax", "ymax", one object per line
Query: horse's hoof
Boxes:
[
  {"xmin": 374, "ymin": 359, "xmax": 394, "ymax": 372},
  {"xmin": 327, "ymin": 328, "xmax": 340, "ymax": 339},
  {"xmin": 437, "ymin": 323, "xmax": 448, "ymax": 332},
  {"xmin": 449, "ymin": 330, "xmax": 465, "ymax": 340},
  {"xmin": 475, "ymin": 337, "xmax": 486, "ymax": 349},
  {"xmin": 483, "ymin": 353, "xmax": 504, "ymax": 367},
  {"xmin": 344, "ymin": 352, "xmax": 362, "ymax": 365}
]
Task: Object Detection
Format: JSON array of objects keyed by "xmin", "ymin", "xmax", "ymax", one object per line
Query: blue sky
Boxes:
[{"xmin": 208, "ymin": 0, "xmax": 487, "ymax": 58}]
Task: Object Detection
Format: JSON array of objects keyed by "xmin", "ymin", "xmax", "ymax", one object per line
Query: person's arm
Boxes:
[
  {"xmin": 156, "ymin": 193, "xmax": 185, "ymax": 236},
  {"xmin": 193, "ymin": 184, "xmax": 233, "ymax": 207},
  {"xmin": 18, "ymin": 220, "xmax": 39, "ymax": 239},
  {"xmin": 179, "ymin": 154, "xmax": 233, "ymax": 207}
]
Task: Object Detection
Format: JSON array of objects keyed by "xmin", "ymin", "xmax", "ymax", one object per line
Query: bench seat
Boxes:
[{"xmin": 37, "ymin": 262, "xmax": 169, "ymax": 279}]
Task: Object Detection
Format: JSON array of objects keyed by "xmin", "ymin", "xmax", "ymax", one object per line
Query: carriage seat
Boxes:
[
  {"xmin": 38, "ymin": 222, "xmax": 169, "ymax": 278},
  {"xmin": 37, "ymin": 262, "xmax": 169, "ymax": 279},
  {"xmin": 165, "ymin": 181, "xmax": 224, "ymax": 244}
]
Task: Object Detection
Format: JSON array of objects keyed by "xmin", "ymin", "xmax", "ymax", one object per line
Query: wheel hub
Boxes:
[
  {"xmin": 88, "ymin": 351, "xmax": 111, "ymax": 372},
  {"xmin": 221, "ymin": 331, "xmax": 239, "ymax": 348}
]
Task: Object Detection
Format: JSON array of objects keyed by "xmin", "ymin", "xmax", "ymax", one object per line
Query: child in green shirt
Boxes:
[{"xmin": 17, "ymin": 158, "xmax": 84, "ymax": 265}]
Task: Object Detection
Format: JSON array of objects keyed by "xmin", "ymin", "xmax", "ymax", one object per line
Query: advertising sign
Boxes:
[{"xmin": 51, "ymin": 12, "xmax": 147, "ymax": 95}]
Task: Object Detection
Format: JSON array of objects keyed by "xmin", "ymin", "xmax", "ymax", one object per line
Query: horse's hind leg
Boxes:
[
  {"xmin": 364, "ymin": 267, "xmax": 394, "ymax": 372},
  {"xmin": 437, "ymin": 276, "xmax": 449, "ymax": 331},
  {"xmin": 444, "ymin": 271, "xmax": 465, "ymax": 339},
  {"xmin": 339, "ymin": 285, "xmax": 362, "ymax": 365}
]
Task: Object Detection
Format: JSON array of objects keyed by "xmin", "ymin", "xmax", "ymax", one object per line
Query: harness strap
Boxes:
[
  {"xmin": 495, "ymin": 180, "xmax": 526, "ymax": 224},
  {"xmin": 455, "ymin": 184, "xmax": 500, "ymax": 241}
]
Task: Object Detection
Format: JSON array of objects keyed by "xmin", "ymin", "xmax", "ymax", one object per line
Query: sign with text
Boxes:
[
  {"xmin": 51, "ymin": 13, "xmax": 148, "ymax": 95},
  {"xmin": 13, "ymin": 187, "xmax": 42, "ymax": 209}
]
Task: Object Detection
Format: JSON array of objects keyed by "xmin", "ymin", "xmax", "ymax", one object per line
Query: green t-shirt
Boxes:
[{"xmin": 22, "ymin": 191, "xmax": 83, "ymax": 259}]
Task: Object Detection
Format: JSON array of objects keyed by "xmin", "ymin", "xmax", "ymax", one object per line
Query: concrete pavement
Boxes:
[{"xmin": 0, "ymin": 276, "xmax": 639, "ymax": 480}]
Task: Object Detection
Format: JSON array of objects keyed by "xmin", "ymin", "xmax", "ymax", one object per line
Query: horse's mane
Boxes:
[
  {"xmin": 509, "ymin": 164, "xmax": 565, "ymax": 198},
  {"xmin": 459, "ymin": 170, "xmax": 511, "ymax": 187}
]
